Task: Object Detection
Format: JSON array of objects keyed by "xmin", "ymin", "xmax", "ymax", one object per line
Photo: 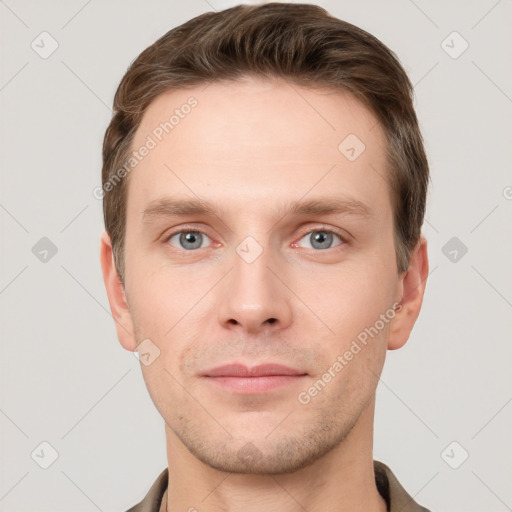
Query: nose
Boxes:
[{"xmin": 217, "ymin": 241, "xmax": 293, "ymax": 335}]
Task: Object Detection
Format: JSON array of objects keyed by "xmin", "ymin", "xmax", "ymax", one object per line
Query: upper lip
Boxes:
[{"xmin": 202, "ymin": 363, "xmax": 307, "ymax": 377}]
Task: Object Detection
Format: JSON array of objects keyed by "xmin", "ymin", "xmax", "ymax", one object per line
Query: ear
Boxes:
[
  {"xmin": 100, "ymin": 231, "xmax": 137, "ymax": 351},
  {"xmin": 388, "ymin": 235, "xmax": 429, "ymax": 350}
]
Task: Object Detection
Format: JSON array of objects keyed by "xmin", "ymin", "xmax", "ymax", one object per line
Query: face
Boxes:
[{"xmin": 108, "ymin": 77, "xmax": 416, "ymax": 474}]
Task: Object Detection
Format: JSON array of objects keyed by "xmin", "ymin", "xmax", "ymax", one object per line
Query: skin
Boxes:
[{"xmin": 101, "ymin": 76, "xmax": 428, "ymax": 512}]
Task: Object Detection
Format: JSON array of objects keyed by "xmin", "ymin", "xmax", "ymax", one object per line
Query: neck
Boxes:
[{"xmin": 163, "ymin": 399, "xmax": 387, "ymax": 512}]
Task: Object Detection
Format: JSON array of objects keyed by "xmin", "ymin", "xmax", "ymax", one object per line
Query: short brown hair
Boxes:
[{"xmin": 102, "ymin": 2, "xmax": 429, "ymax": 283}]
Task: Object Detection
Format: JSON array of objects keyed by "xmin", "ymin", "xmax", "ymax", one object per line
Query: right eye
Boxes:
[{"xmin": 165, "ymin": 230, "xmax": 212, "ymax": 251}]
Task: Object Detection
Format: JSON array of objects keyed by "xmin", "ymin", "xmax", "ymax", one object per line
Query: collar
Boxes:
[{"xmin": 126, "ymin": 460, "xmax": 431, "ymax": 512}]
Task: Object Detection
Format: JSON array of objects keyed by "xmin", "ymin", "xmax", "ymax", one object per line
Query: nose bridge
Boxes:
[{"xmin": 217, "ymin": 235, "xmax": 293, "ymax": 333}]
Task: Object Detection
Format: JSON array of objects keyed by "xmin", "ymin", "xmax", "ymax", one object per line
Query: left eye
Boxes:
[
  {"xmin": 167, "ymin": 230, "xmax": 212, "ymax": 250},
  {"xmin": 296, "ymin": 230, "xmax": 344, "ymax": 250}
]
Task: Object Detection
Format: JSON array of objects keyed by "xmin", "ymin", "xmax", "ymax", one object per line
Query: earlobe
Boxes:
[
  {"xmin": 99, "ymin": 231, "xmax": 137, "ymax": 351},
  {"xmin": 387, "ymin": 235, "xmax": 429, "ymax": 350}
]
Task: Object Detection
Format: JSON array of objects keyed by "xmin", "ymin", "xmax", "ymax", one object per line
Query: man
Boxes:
[{"xmin": 100, "ymin": 3, "xmax": 431, "ymax": 511}]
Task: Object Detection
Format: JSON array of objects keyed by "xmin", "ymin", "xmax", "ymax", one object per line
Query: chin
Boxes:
[{"xmin": 180, "ymin": 425, "xmax": 349, "ymax": 476}]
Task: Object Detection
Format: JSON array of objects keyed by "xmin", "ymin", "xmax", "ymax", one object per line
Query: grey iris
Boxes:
[
  {"xmin": 180, "ymin": 231, "xmax": 203, "ymax": 250},
  {"xmin": 310, "ymin": 231, "xmax": 333, "ymax": 250}
]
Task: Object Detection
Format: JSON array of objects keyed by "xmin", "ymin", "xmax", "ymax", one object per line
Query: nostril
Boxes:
[{"xmin": 266, "ymin": 318, "xmax": 277, "ymax": 324}]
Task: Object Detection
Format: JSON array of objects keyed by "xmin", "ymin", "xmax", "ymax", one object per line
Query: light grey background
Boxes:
[{"xmin": 1, "ymin": 0, "xmax": 511, "ymax": 511}]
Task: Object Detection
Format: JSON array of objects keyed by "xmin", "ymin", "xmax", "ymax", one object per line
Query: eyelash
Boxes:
[
  {"xmin": 162, "ymin": 225, "xmax": 348, "ymax": 251},
  {"xmin": 292, "ymin": 227, "xmax": 348, "ymax": 249}
]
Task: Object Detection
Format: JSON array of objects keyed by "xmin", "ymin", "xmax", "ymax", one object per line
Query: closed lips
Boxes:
[{"xmin": 203, "ymin": 363, "xmax": 307, "ymax": 377}]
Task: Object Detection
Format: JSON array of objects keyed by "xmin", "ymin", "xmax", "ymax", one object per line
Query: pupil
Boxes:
[
  {"xmin": 180, "ymin": 231, "xmax": 202, "ymax": 249},
  {"xmin": 312, "ymin": 231, "xmax": 332, "ymax": 249}
]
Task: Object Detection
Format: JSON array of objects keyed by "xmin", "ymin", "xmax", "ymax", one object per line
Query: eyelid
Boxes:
[
  {"xmin": 292, "ymin": 225, "xmax": 349, "ymax": 248},
  {"xmin": 163, "ymin": 225, "xmax": 214, "ymax": 246},
  {"xmin": 161, "ymin": 224, "xmax": 350, "ymax": 250}
]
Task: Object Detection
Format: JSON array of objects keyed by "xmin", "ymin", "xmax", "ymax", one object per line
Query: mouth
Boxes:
[{"xmin": 201, "ymin": 363, "xmax": 308, "ymax": 394}]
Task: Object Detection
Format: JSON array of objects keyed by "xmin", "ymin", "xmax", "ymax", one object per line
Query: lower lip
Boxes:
[{"xmin": 204, "ymin": 375, "xmax": 307, "ymax": 394}]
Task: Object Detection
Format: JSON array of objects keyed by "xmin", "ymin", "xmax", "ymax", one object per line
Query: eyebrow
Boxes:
[{"xmin": 141, "ymin": 195, "xmax": 373, "ymax": 223}]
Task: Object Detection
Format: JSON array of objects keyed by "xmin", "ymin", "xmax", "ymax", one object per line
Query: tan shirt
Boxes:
[{"xmin": 125, "ymin": 460, "xmax": 431, "ymax": 512}]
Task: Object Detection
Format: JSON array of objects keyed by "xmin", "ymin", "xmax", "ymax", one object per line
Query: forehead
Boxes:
[{"xmin": 127, "ymin": 77, "xmax": 390, "ymax": 216}]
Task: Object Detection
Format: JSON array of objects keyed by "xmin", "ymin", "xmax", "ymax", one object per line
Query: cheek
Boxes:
[
  {"xmin": 125, "ymin": 259, "xmax": 203, "ymax": 339},
  {"xmin": 125, "ymin": 267, "xmax": 214, "ymax": 397},
  {"xmin": 298, "ymin": 261, "xmax": 397, "ymax": 342}
]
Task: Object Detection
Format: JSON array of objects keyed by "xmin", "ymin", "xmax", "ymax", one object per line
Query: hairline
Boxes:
[{"xmin": 113, "ymin": 77, "xmax": 406, "ymax": 281}]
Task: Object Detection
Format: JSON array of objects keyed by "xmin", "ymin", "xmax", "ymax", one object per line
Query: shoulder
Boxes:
[
  {"xmin": 124, "ymin": 467, "xmax": 168, "ymax": 512},
  {"xmin": 374, "ymin": 460, "xmax": 432, "ymax": 512}
]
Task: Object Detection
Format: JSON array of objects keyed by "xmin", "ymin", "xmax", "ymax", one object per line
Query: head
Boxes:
[{"xmin": 101, "ymin": 2, "xmax": 429, "ymax": 474}]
